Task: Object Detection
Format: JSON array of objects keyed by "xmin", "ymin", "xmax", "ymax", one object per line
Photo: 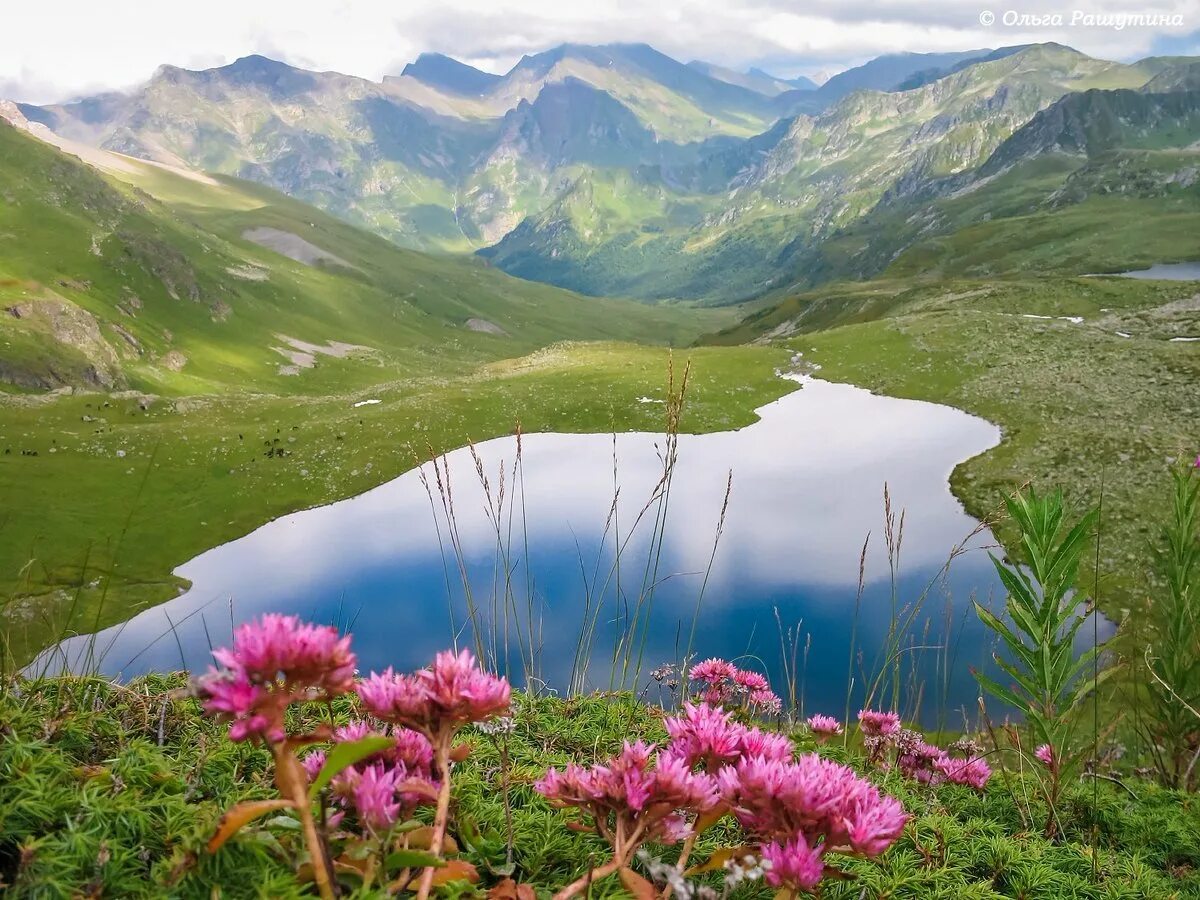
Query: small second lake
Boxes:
[
  {"xmin": 43, "ymin": 377, "xmax": 1032, "ymax": 724},
  {"xmin": 1110, "ymin": 262, "xmax": 1200, "ymax": 280}
]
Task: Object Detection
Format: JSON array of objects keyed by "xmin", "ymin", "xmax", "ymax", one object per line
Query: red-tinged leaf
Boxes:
[
  {"xmin": 488, "ymin": 878, "xmax": 537, "ymax": 900},
  {"xmin": 207, "ymin": 800, "xmax": 296, "ymax": 853},
  {"xmin": 619, "ymin": 866, "xmax": 656, "ymax": 900},
  {"xmin": 685, "ymin": 845, "xmax": 757, "ymax": 876},
  {"xmin": 449, "ymin": 742, "xmax": 472, "ymax": 763},
  {"xmin": 565, "ymin": 820, "xmax": 594, "ymax": 833},
  {"xmin": 394, "ymin": 777, "xmax": 441, "ymax": 801},
  {"xmin": 428, "ymin": 859, "xmax": 479, "ymax": 887}
]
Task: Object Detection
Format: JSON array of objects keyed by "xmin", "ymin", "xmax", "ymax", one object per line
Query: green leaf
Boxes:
[
  {"xmin": 308, "ymin": 736, "xmax": 394, "ymax": 799},
  {"xmin": 973, "ymin": 670, "xmax": 1028, "ymax": 714}
]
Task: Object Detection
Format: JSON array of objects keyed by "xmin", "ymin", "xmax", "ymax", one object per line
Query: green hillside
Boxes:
[{"xmin": 0, "ymin": 119, "xmax": 713, "ymax": 396}]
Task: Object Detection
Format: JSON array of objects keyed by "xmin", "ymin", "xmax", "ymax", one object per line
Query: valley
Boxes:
[
  {"xmin": 2, "ymin": 37, "xmax": 1199, "ymax": 669},
  {"xmin": 3, "ymin": 17, "xmax": 1200, "ymax": 899}
]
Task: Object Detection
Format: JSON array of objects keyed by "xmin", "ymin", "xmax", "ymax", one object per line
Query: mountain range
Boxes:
[{"xmin": 7, "ymin": 41, "xmax": 1200, "ymax": 304}]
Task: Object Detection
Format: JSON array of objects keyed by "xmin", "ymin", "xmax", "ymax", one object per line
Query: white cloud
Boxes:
[{"xmin": 3, "ymin": 0, "xmax": 1198, "ymax": 103}]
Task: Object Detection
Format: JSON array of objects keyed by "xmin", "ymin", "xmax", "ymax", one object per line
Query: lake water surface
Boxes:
[
  {"xmin": 42, "ymin": 377, "xmax": 1025, "ymax": 723},
  {"xmin": 1111, "ymin": 262, "xmax": 1200, "ymax": 280}
]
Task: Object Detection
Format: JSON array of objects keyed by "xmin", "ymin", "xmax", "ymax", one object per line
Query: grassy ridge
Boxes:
[{"xmin": 0, "ymin": 120, "xmax": 722, "ymax": 396}]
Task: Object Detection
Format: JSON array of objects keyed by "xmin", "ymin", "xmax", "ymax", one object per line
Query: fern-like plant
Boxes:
[{"xmin": 972, "ymin": 487, "xmax": 1110, "ymax": 837}]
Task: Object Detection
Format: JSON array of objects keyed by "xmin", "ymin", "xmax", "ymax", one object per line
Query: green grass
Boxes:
[{"xmin": 2, "ymin": 677, "xmax": 1197, "ymax": 898}]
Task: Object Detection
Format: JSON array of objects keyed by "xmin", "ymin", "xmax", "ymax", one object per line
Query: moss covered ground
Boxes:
[{"xmin": 1, "ymin": 677, "xmax": 1196, "ymax": 898}]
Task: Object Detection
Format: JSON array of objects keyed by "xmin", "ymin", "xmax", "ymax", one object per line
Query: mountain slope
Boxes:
[
  {"xmin": 22, "ymin": 55, "xmax": 499, "ymax": 252},
  {"xmin": 0, "ymin": 117, "xmax": 708, "ymax": 394},
  {"xmin": 813, "ymin": 49, "xmax": 999, "ymax": 101},
  {"xmin": 12, "ymin": 42, "xmax": 1197, "ymax": 304},
  {"xmin": 400, "ymin": 53, "xmax": 501, "ymax": 96},
  {"xmin": 481, "ymin": 44, "xmax": 1168, "ymax": 302}
]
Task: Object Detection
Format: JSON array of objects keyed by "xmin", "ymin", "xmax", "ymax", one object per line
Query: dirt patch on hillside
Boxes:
[
  {"xmin": 271, "ymin": 334, "xmax": 374, "ymax": 375},
  {"xmin": 243, "ymin": 228, "xmax": 356, "ymax": 270},
  {"xmin": 464, "ymin": 317, "xmax": 507, "ymax": 335}
]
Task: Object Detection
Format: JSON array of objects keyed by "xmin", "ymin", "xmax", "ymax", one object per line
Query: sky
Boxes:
[{"xmin": 3, "ymin": 0, "xmax": 1200, "ymax": 103}]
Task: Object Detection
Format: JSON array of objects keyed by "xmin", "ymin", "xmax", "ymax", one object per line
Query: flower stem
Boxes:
[
  {"xmin": 553, "ymin": 858, "xmax": 624, "ymax": 900},
  {"xmin": 274, "ymin": 744, "xmax": 335, "ymax": 900},
  {"xmin": 659, "ymin": 832, "xmax": 697, "ymax": 900},
  {"xmin": 415, "ymin": 740, "xmax": 454, "ymax": 900}
]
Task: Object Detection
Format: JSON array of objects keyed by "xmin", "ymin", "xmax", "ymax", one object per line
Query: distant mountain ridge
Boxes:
[{"xmin": 8, "ymin": 40, "xmax": 1198, "ymax": 303}]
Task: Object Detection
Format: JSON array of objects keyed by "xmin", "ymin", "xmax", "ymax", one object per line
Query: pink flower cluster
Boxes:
[
  {"xmin": 720, "ymin": 753, "xmax": 908, "ymax": 859},
  {"xmin": 857, "ymin": 709, "xmax": 901, "ymax": 737},
  {"xmin": 539, "ymin": 702, "xmax": 907, "ymax": 897},
  {"xmin": 536, "ymin": 741, "xmax": 716, "ymax": 845},
  {"xmin": 687, "ymin": 658, "xmax": 782, "ymax": 715},
  {"xmin": 762, "ymin": 836, "xmax": 825, "ymax": 893},
  {"xmin": 1035, "ymin": 743, "xmax": 1056, "ymax": 769},
  {"xmin": 357, "ymin": 648, "xmax": 511, "ymax": 739},
  {"xmin": 665, "ymin": 702, "xmax": 793, "ymax": 771},
  {"xmin": 858, "ymin": 709, "xmax": 992, "ymax": 792},
  {"xmin": 303, "ymin": 721, "xmax": 438, "ymax": 832},
  {"xmin": 197, "ymin": 614, "xmax": 357, "ymax": 742},
  {"xmin": 894, "ymin": 730, "xmax": 948, "ymax": 784},
  {"xmin": 806, "ymin": 714, "xmax": 843, "ymax": 743},
  {"xmin": 932, "ymin": 755, "xmax": 993, "ymax": 791}
]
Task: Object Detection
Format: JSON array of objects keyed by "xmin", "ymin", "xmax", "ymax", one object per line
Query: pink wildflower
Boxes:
[
  {"xmin": 211, "ymin": 613, "xmax": 356, "ymax": 694},
  {"xmin": 749, "ymin": 689, "xmax": 783, "ymax": 716},
  {"xmin": 806, "ymin": 714, "xmax": 843, "ymax": 742},
  {"xmin": 933, "ymin": 755, "xmax": 992, "ymax": 791},
  {"xmin": 1035, "ymin": 744, "xmax": 1055, "ymax": 767},
  {"xmin": 333, "ymin": 720, "xmax": 375, "ymax": 743},
  {"xmin": 197, "ymin": 615, "xmax": 356, "ymax": 743},
  {"xmin": 740, "ymin": 726, "xmax": 795, "ymax": 763},
  {"xmin": 857, "ymin": 709, "xmax": 901, "ymax": 737},
  {"xmin": 733, "ymin": 669, "xmax": 771, "ymax": 693},
  {"xmin": 762, "ymin": 835, "xmax": 826, "ymax": 893},
  {"xmin": 357, "ymin": 669, "xmax": 428, "ymax": 722},
  {"xmin": 894, "ymin": 730, "xmax": 947, "ymax": 784},
  {"xmin": 536, "ymin": 741, "xmax": 717, "ymax": 843},
  {"xmin": 719, "ymin": 754, "xmax": 908, "ymax": 857},
  {"xmin": 302, "ymin": 749, "xmax": 327, "ymax": 782},
  {"xmin": 352, "ymin": 763, "xmax": 402, "ymax": 831},
  {"xmin": 689, "ymin": 658, "xmax": 737, "ymax": 685},
  {"xmin": 665, "ymin": 703, "xmax": 746, "ymax": 770},
  {"xmin": 701, "ymin": 686, "xmax": 729, "ymax": 705},
  {"xmin": 357, "ymin": 650, "xmax": 510, "ymax": 738}
]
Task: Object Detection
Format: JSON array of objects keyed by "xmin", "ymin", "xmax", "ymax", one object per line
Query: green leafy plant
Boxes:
[
  {"xmin": 972, "ymin": 487, "xmax": 1112, "ymax": 837},
  {"xmin": 1138, "ymin": 462, "xmax": 1200, "ymax": 791}
]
